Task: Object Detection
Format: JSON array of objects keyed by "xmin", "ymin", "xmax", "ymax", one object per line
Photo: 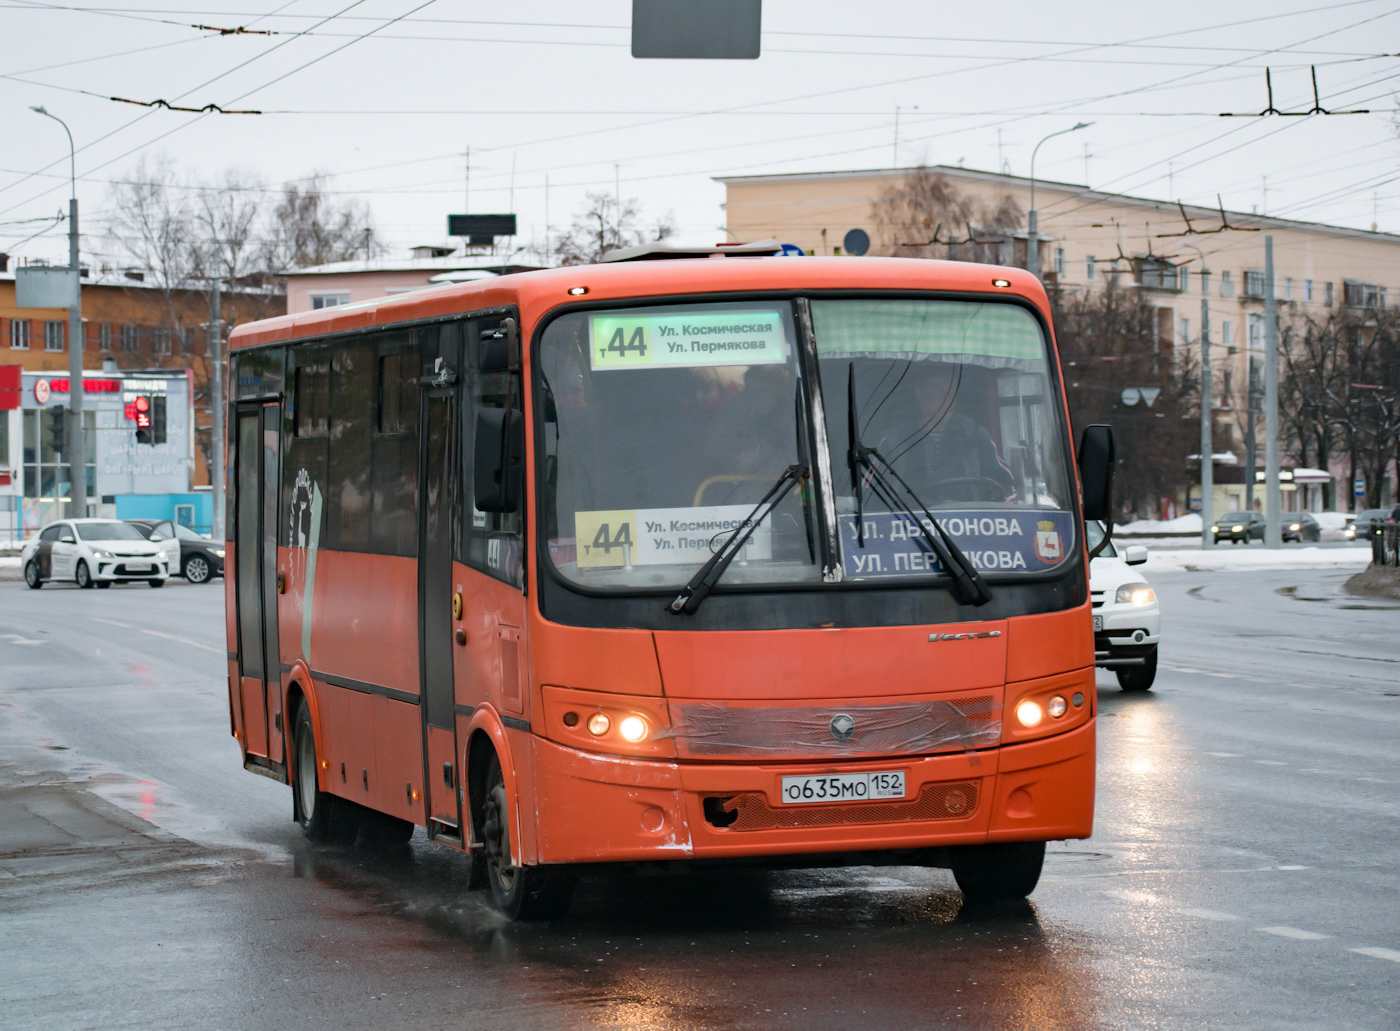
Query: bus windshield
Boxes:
[
  {"xmin": 538, "ymin": 296, "xmax": 1076, "ymax": 593},
  {"xmin": 812, "ymin": 298, "xmax": 1075, "ymax": 580},
  {"xmin": 539, "ymin": 302, "xmax": 821, "ymax": 591}
]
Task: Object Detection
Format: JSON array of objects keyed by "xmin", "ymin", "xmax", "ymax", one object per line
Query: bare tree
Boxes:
[
  {"xmin": 870, "ymin": 167, "xmax": 1022, "ymax": 263},
  {"xmin": 259, "ymin": 176, "xmax": 376, "ymax": 272},
  {"xmin": 552, "ymin": 191, "xmax": 675, "ymax": 265},
  {"xmin": 1280, "ymin": 304, "xmax": 1400, "ymax": 510},
  {"xmin": 1050, "ymin": 278, "xmax": 1201, "ymax": 519}
]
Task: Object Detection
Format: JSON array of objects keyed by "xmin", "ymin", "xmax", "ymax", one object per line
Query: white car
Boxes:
[
  {"xmin": 21, "ymin": 518, "xmax": 171, "ymax": 589},
  {"xmin": 1087, "ymin": 521, "xmax": 1161, "ymax": 691}
]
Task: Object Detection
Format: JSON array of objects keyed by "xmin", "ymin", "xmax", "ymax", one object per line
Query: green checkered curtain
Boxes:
[{"xmin": 810, "ymin": 299, "xmax": 1046, "ymax": 370}]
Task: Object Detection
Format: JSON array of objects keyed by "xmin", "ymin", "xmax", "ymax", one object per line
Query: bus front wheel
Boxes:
[
  {"xmin": 481, "ymin": 753, "xmax": 572, "ymax": 920},
  {"xmin": 950, "ymin": 841, "xmax": 1046, "ymax": 902},
  {"xmin": 294, "ymin": 704, "xmax": 345, "ymax": 843}
]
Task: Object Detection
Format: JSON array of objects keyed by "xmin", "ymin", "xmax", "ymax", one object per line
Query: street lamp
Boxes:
[
  {"xmin": 30, "ymin": 105, "xmax": 86, "ymax": 518},
  {"xmin": 1027, "ymin": 122, "xmax": 1092, "ymax": 278}
]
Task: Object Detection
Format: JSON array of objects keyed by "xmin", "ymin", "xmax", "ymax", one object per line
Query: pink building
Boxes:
[{"xmin": 284, "ymin": 246, "xmax": 542, "ymax": 315}]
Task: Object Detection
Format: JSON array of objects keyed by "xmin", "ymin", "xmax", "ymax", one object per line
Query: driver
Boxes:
[{"xmin": 880, "ymin": 361, "xmax": 1015, "ymax": 503}]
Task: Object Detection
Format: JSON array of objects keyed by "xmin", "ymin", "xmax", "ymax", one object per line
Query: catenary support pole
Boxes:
[
  {"xmin": 210, "ymin": 278, "xmax": 225, "ymax": 540},
  {"xmin": 1201, "ymin": 293, "xmax": 1213, "ymax": 548},
  {"xmin": 1264, "ymin": 235, "xmax": 1282, "ymax": 547}
]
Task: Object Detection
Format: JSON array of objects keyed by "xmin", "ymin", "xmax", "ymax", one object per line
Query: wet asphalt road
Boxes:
[{"xmin": 0, "ymin": 567, "xmax": 1397, "ymax": 1030}]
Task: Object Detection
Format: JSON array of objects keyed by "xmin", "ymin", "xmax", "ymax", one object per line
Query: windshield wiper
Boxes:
[
  {"xmin": 847, "ymin": 363, "xmax": 992, "ymax": 607},
  {"xmin": 668, "ymin": 463, "xmax": 808, "ymax": 615}
]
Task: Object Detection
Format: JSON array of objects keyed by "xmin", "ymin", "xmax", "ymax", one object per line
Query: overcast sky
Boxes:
[{"xmin": 3, "ymin": 0, "xmax": 1398, "ymax": 268}]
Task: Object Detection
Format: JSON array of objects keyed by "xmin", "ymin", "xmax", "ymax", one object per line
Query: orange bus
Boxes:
[{"xmin": 226, "ymin": 252, "xmax": 1114, "ymax": 918}]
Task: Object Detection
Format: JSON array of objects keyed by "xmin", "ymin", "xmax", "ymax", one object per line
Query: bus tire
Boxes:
[
  {"xmin": 950, "ymin": 841, "xmax": 1046, "ymax": 902},
  {"xmin": 24, "ymin": 561, "xmax": 42, "ymax": 589},
  {"xmin": 481, "ymin": 753, "xmax": 573, "ymax": 920},
  {"xmin": 293, "ymin": 703, "xmax": 344, "ymax": 843},
  {"xmin": 1116, "ymin": 646, "xmax": 1157, "ymax": 692}
]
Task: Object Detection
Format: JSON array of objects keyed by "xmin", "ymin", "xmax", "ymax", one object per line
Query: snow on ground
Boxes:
[
  {"xmin": 1118, "ymin": 514, "xmax": 1202, "ymax": 534},
  {"xmin": 1142, "ymin": 546, "xmax": 1371, "ymax": 573}
]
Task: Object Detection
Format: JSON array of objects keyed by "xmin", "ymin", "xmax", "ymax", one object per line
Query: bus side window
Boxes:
[
  {"xmin": 285, "ymin": 346, "xmax": 330, "ymax": 550},
  {"xmin": 371, "ymin": 334, "xmax": 422, "ymax": 557},
  {"xmin": 462, "ymin": 316, "xmax": 524, "ymax": 589},
  {"xmin": 327, "ymin": 341, "xmax": 374, "ymax": 551}
]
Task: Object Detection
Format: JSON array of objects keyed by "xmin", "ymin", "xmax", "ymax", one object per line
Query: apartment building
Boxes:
[{"xmin": 719, "ymin": 165, "xmax": 1400, "ymax": 510}]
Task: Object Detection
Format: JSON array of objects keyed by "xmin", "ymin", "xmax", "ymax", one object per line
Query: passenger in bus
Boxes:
[{"xmin": 877, "ymin": 360, "xmax": 1015, "ymax": 504}]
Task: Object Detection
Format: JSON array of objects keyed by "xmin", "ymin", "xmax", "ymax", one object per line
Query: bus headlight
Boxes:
[
  {"xmin": 1047, "ymin": 695, "xmax": 1068, "ymax": 718},
  {"xmin": 586, "ymin": 713, "xmax": 611, "ymax": 737},
  {"xmin": 542, "ymin": 686, "xmax": 675, "ymax": 758},
  {"xmin": 1015, "ymin": 699, "xmax": 1044, "ymax": 727}
]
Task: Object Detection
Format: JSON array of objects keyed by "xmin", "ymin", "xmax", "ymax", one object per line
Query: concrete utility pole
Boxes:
[
  {"xmin": 1027, "ymin": 122, "xmax": 1092, "ymax": 277},
  {"xmin": 1200, "ymin": 292, "xmax": 1214, "ymax": 549},
  {"xmin": 1263, "ymin": 235, "xmax": 1282, "ymax": 547},
  {"xmin": 31, "ymin": 106, "xmax": 85, "ymax": 517},
  {"xmin": 209, "ymin": 278, "xmax": 225, "ymax": 540}
]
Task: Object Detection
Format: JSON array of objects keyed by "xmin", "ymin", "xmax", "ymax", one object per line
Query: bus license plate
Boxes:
[
  {"xmin": 1092, "ymin": 615, "xmax": 1103, "ymax": 631},
  {"xmin": 780, "ymin": 771, "xmax": 906, "ymax": 805}
]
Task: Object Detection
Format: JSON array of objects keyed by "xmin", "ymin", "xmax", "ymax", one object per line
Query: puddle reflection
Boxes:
[{"xmin": 283, "ymin": 839, "xmax": 1102, "ymax": 1030}]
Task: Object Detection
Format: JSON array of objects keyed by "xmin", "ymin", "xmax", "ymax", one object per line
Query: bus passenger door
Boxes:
[
  {"xmin": 234, "ymin": 402, "xmax": 283, "ymax": 766},
  {"xmin": 420, "ymin": 375, "xmax": 463, "ymax": 842}
]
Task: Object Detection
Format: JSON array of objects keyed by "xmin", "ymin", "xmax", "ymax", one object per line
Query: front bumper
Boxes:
[
  {"xmin": 93, "ymin": 558, "xmax": 168, "ymax": 581},
  {"xmin": 525, "ymin": 717, "xmax": 1096, "ymax": 866},
  {"xmin": 1093, "ymin": 602, "xmax": 1160, "ymax": 666}
]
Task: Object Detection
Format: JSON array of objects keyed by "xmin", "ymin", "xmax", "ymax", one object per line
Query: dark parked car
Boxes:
[
  {"xmin": 1283, "ymin": 512, "xmax": 1321, "ymax": 543},
  {"xmin": 1211, "ymin": 511, "xmax": 1265, "ymax": 544},
  {"xmin": 128, "ymin": 520, "xmax": 225, "ymax": 583}
]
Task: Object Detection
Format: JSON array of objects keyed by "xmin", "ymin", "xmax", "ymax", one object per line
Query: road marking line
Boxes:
[
  {"xmin": 1104, "ymin": 889, "xmax": 1160, "ymax": 904},
  {"xmin": 1203, "ymin": 672, "xmax": 1242, "ymax": 678},
  {"xmin": 1180, "ymin": 908, "xmax": 1240, "ymax": 921},
  {"xmin": 1206, "ymin": 752, "xmax": 1241, "ymax": 758},
  {"xmin": 1276, "ymin": 865, "xmax": 1309, "ymax": 871},
  {"xmin": 91, "ymin": 617, "xmax": 136, "ymax": 629},
  {"xmin": 1350, "ymin": 947, "xmax": 1400, "ymax": 963},
  {"xmin": 1255, "ymin": 760, "xmax": 1287, "ymax": 766},
  {"xmin": 1256, "ymin": 926, "xmax": 1329, "ymax": 940},
  {"xmin": 139, "ymin": 629, "xmax": 224, "ymax": 655},
  {"xmin": 0, "ymin": 633, "xmax": 45, "ymax": 646}
]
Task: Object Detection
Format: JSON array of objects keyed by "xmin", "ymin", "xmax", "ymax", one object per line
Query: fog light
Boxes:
[
  {"xmin": 618, "ymin": 716, "xmax": 648, "ymax": 742},
  {"xmin": 562, "ymin": 711, "xmax": 579, "ymax": 727},
  {"xmin": 586, "ymin": 712, "xmax": 611, "ymax": 736},
  {"xmin": 1047, "ymin": 695, "xmax": 1068, "ymax": 718},
  {"xmin": 1015, "ymin": 699, "xmax": 1044, "ymax": 727}
]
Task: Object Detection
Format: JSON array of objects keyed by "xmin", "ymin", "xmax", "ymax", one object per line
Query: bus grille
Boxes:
[
  {"xmin": 668, "ymin": 696, "xmax": 1000, "ymax": 759},
  {"xmin": 712, "ymin": 781, "xmax": 980, "ymax": 832}
]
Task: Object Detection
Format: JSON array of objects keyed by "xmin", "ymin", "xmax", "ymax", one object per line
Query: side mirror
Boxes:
[
  {"xmin": 1123, "ymin": 545, "xmax": 1148, "ymax": 566},
  {"xmin": 473, "ymin": 408, "xmax": 525, "ymax": 513},
  {"xmin": 1077, "ymin": 424, "xmax": 1115, "ymax": 523},
  {"xmin": 478, "ymin": 317, "xmax": 519, "ymax": 373},
  {"xmin": 150, "ymin": 534, "xmax": 164, "ymax": 542},
  {"xmin": 59, "ymin": 533, "xmax": 75, "ymax": 544}
]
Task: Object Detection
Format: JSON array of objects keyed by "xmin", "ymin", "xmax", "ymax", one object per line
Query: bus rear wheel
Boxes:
[
  {"xmin": 481, "ymin": 753, "xmax": 572, "ymax": 920},
  {"xmin": 950, "ymin": 841, "xmax": 1046, "ymax": 902}
]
